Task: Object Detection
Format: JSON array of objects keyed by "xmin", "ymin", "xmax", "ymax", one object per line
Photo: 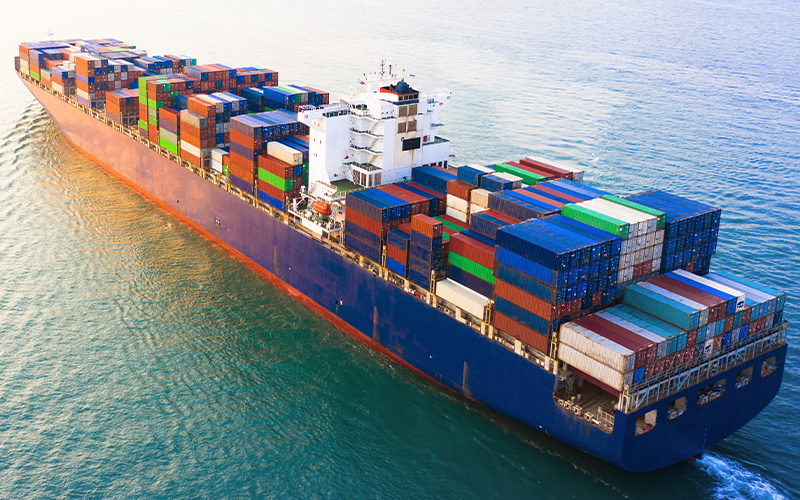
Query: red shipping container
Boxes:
[
  {"xmin": 448, "ymin": 232, "xmax": 495, "ymax": 269},
  {"xmin": 386, "ymin": 244, "xmax": 408, "ymax": 265},
  {"xmin": 529, "ymin": 184, "xmax": 585, "ymax": 204},
  {"xmin": 446, "ymin": 180, "xmax": 473, "ymax": 201},
  {"xmin": 505, "ymin": 161, "xmax": 556, "ymax": 181},
  {"xmin": 495, "ymin": 280, "xmax": 558, "ymax": 321},
  {"xmin": 723, "ymin": 315, "xmax": 734, "ymax": 333},
  {"xmin": 683, "ymin": 347, "xmax": 694, "ymax": 364},
  {"xmin": 398, "ymin": 223, "xmax": 412, "ymax": 235},
  {"xmin": 742, "ymin": 306, "xmax": 752, "ymax": 325},
  {"xmin": 519, "ymin": 158, "xmax": 574, "ymax": 180},
  {"xmin": 687, "ymin": 329, "xmax": 698, "ymax": 348},
  {"xmin": 493, "ymin": 311, "xmax": 550, "ymax": 353},
  {"xmin": 345, "ymin": 207, "xmax": 384, "ymax": 237},
  {"xmin": 411, "ymin": 214, "xmax": 443, "ymax": 238},
  {"xmin": 512, "ymin": 188, "xmax": 564, "ymax": 208},
  {"xmin": 258, "ymin": 154, "xmax": 294, "ymax": 178},
  {"xmin": 649, "ymin": 275, "xmax": 727, "ymax": 320}
]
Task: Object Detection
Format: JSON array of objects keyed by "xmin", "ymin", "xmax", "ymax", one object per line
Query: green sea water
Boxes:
[{"xmin": 1, "ymin": 0, "xmax": 798, "ymax": 497}]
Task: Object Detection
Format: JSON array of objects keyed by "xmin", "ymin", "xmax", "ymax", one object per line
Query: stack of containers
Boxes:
[
  {"xmin": 408, "ymin": 215, "xmax": 444, "ymax": 288},
  {"xmin": 105, "ymin": 60, "xmax": 141, "ymax": 91},
  {"xmin": 411, "ymin": 167, "xmax": 456, "ymax": 194},
  {"xmin": 235, "ymin": 67, "xmax": 278, "ymax": 94},
  {"xmin": 157, "ymin": 107, "xmax": 181, "ymax": 155},
  {"xmin": 105, "ymin": 89, "xmax": 138, "ymax": 126},
  {"xmin": 558, "ymin": 313, "xmax": 660, "ymax": 394},
  {"xmin": 487, "ymin": 190, "xmax": 559, "ymax": 222},
  {"xmin": 139, "ymin": 74, "xmax": 198, "ymax": 142},
  {"xmin": 446, "ymin": 179, "xmax": 474, "ymax": 223},
  {"xmin": 521, "ymin": 157, "xmax": 585, "ymax": 183},
  {"xmin": 290, "ymin": 85, "xmax": 330, "ymax": 107},
  {"xmin": 182, "ymin": 64, "xmax": 237, "ymax": 93},
  {"xmin": 624, "ymin": 190, "xmax": 721, "ymax": 275},
  {"xmin": 51, "ymin": 65, "xmax": 76, "ymax": 95},
  {"xmin": 706, "ymin": 271, "xmax": 785, "ymax": 333},
  {"xmin": 386, "ymin": 225, "xmax": 412, "ymax": 277},
  {"xmin": 447, "ymin": 232, "xmax": 496, "ymax": 298},
  {"xmin": 257, "ymin": 146, "xmax": 303, "ymax": 211},
  {"xmin": 492, "ymin": 217, "xmax": 622, "ymax": 353},
  {"xmin": 180, "ymin": 96, "xmax": 216, "ymax": 168},
  {"xmin": 133, "ymin": 56, "xmax": 173, "ymax": 74},
  {"xmin": 540, "ymin": 179, "xmax": 608, "ymax": 199},
  {"xmin": 229, "ymin": 111, "xmax": 305, "ymax": 194},
  {"xmin": 562, "ymin": 197, "xmax": 663, "ymax": 296},
  {"xmin": 74, "ymin": 53, "xmax": 109, "ymax": 109},
  {"xmin": 344, "ymin": 189, "xmax": 411, "ymax": 262},
  {"xmin": 164, "ymin": 54, "xmax": 197, "ymax": 73}
]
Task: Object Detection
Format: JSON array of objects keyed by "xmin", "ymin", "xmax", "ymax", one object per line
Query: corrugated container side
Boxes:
[{"xmin": 436, "ymin": 279, "xmax": 489, "ymax": 319}]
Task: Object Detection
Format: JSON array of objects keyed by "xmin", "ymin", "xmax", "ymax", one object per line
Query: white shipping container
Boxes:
[
  {"xmin": 651, "ymin": 258, "xmax": 661, "ymax": 273},
  {"xmin": 436, "ymin": 279, "xmax": 489, "ymax": 319},
  {"xmin": 655, "ymin": 229, "xmax": 665, "ymax": 245},
  {"xmin": 675, "ymin": 270, "xmax": 747, "ymax": 311},
  {"xmin": 210, "ymin": 159, "xmax": 223, "ymax": 173},
  {"xmin": 645, "ymin": 232, "xmax": 655, "ymax": 247},
  {"xmin": 558, "ymin": 344, "xmax": 631, "ymax": 392},
  {"xmin": 469, "ymin": 204, "xmax": 488, "ymax": 217},
  {"xmin": 211, "ymin": 148, "xmax": 228, "ymax": 163},
  {"xmin": 447, "ymin": 194, "xmax": 469, "ymax": 213},
  {"xmin": 468, "ymin": 164, "xmax": 495, "ymax": 174},
  {"xmin": 446, "ymin": 206, "xmax": 468, "ymax": 223},
  {"xmin": 471, "ymin": 188, "xmax": 490, "ymax": 208},
  {"xmin": 495, "ymin": 172, "xmax": 523, "ymax": 184},
  {"xmin": 634, "ymin": 249, "xmax": 645, "ymax": 265},
  {"xmin": 180, "ymin": 109, "xmax": 204, "ymax": 128},
  {"xmin": 180, "ymin": 141, "xmax": 212, "ymax": 159},
  {"xmin": 559, "ymin": 323, "xmax": 636, "ymax": 373},
  {"xmin": 267, "ymin": 141, "xmax": 303, "ymax": 166}
]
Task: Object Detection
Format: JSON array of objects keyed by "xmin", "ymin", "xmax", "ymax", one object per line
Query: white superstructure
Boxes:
[{"xmin": 298, "ymin": 62, "xmax": 452, "ymax": 197}]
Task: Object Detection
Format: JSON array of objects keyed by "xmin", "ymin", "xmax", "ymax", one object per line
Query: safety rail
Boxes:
[{"xmin": 620, "ymin": 323, "xmax": 787, "ymax": 413}]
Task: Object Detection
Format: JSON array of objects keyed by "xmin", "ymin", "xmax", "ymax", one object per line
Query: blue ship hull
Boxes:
[{"xmin": 21, "ymin": 75, "xmax": 786, "ymax": 472}]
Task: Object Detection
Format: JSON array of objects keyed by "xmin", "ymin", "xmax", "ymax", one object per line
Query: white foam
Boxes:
[{"xmin": 699, "ymin": 453, "xmax": 786, "ymax": 500}]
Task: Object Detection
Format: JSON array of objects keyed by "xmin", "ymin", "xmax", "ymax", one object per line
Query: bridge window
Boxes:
[
  {"xmin": 735, "ymin": 367, "xmax": 753, "ymax": 388},
  {"xmin": 635, "ymin": 409, "xmax": 657, "ymax": 436},
  {"xmin": 667, "ymin": 397, "xmax": 687, "ymax": 420},
  {"xmin": 761, "ymin": 356, "xmax": 777, "ymax": 377},
  {"xmin": 698, "ymin": 379, "xmax": 726, "ymax": 406}
]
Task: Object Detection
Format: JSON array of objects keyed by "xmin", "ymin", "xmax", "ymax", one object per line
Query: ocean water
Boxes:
[{"xmin": 1, "ymin": 0, "xmax": 798, "ymax": 498}]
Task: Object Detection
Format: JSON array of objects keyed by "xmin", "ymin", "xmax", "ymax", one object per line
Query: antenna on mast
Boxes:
[{"xmin": 47, "ymin": 29, "xmax": 54, "ymax": 40}]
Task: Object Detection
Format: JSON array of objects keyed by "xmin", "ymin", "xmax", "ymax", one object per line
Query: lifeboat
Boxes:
[{"xmin": 312, "ymin": 200, "xmax": 332, "ymax": 215}]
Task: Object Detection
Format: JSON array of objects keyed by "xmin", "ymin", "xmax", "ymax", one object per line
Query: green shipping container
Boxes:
[
  {"xmin": 260, "ymin": 169, "xmax": 293, "ymax": 191},
  {"xmin": 222, "ymin": 165, "xmax": 229, "ymax": 176},
  {"xmin": 139, "ymin": 119, "xmax": 148, "ymax": 130},
  {"xmin": 448, "ymin": 252, "xmax": 495, "ymax": 284},
  {"xmin": 159, "ymin": 137, "xmax": 179, "ymax": 155},
  {"xmin": 30, "ymin": 71, "xmax": 40, "ymax": 81},
  {"xmin": 623, "ymin": 284, "xmax": 700, "ymax": 331},
  {"xmin": 601, "ymin": 195, "xmax": 666, "ymax": 231},
  {"xmin": 494, "ymin": 163, "xmax": 545, "ymax": 186},
  {"xmin": 562, "ymin": 203, "xmax": 630, "ymax": 240},
  {"xmin": 433, "ymin": 216, "xmax": 466, "ymax": 234}
]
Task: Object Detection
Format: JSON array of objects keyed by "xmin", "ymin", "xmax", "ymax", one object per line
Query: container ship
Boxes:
[{"xmin": 14, "ymin": 38, "xmax": 788, "ymax": 472}]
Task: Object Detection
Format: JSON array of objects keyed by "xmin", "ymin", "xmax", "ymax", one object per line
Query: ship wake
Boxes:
[{"xmin": 699, "ymin": 453, "xmax": 786, "ymax": 500}]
